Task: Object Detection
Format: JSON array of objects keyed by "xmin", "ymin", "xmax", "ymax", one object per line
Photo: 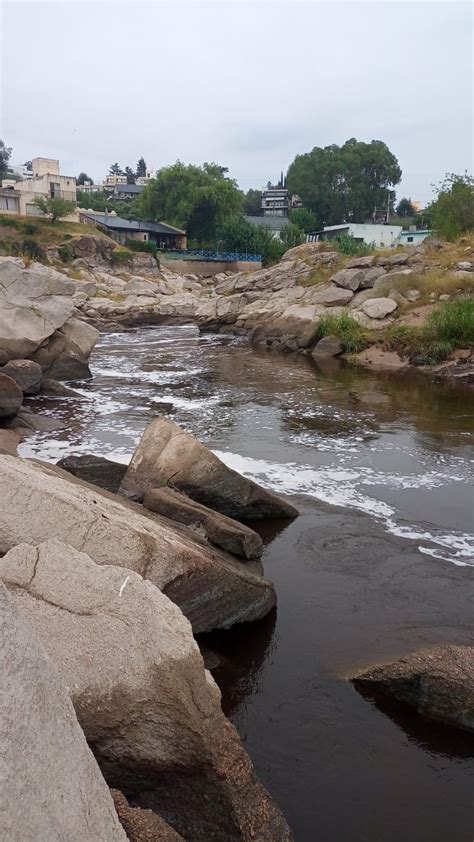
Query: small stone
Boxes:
[
  {"xmin": 439, "ymin": 294, "xmax": 450, "ymax": 300},
  {"xmin": 456, "ymin": 261, "xmax": 473, "ymax": 271},
  {"xmin": 330, "ymin": 268, "xmax": 365, "ymax": 291},
  {"xmin": 0, "ymin": 372, "xmax": 23, "ymax": 418},
  {"xmin": 361, "ymin": 297, "xmax": 398, "ymax": 319},
  {"xmin": 405, "ymin": 289, "xmax": 421, "ymax": 302},
  {"xmin": 2, "ymin": 359, "xmax": 43, "ymax": 395}
]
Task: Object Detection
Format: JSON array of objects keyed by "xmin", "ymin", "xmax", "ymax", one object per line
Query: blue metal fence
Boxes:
[{"xmin": 161, "ymin": 249, "xmax": 262, "ymax": 263}]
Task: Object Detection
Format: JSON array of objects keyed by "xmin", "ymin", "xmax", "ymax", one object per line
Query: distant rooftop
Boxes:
[{"xmin": 80, "ymin": 212, "xmax": 185, "ymax": 236}]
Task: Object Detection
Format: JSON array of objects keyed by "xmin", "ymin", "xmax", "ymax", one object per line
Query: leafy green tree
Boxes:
[
  {"xmin": 396, "ymin": 197, "xmax": 415, "ymax": 217},
  {"xmin": 76, "ymin": 172, "xmax": 93, "ymax": 185},
  {"xmin": 217, "ymin": 215, "xmax": 286, "ymax": 266},
  {"xmin": 136, "ymin": 157, "xmax": 147, "ymax": 177},
  {"xmin": 23, "ymin": 160, "xmax": 32, "ymax": 172},
  {"xmin": 32, "ymin": 196, "xmax": 76, "ymax": 223},
  {"xmin": 109, "ymin": 162, "xmax": 123, "ymax": 175},
  {"xmin": 289, "ymin": 207, "xmax": 319, "ymax": 232},
  {"xmin": 124, "ymin": 166, "xmax": 136, "ymax": 185},
  {"xmin": 0, "ymin": 139, "xmax": 12, "ymax": 175},
  {"xmin": 280, "ymin": 222, "xmax": 305, "ymax": 248},
  {"xmin": 286, "ymin": 138, "xmax": 401, "ymax": 225},
  {"xmin": 137, "ymin": 161, "xmax": 243, "ymax": 242},
  {"xmin": 243, "ymin": 188, "xmax": 262, "ymax": 215},
  {"xmin": 429, "ymin": 173, "xmax": 474, "ymax": 241}
]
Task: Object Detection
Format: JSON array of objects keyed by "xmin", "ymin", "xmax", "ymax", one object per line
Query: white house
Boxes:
[
  {"xmin": 399, "ymin": 229, "xmax": 433, "ymax": 247},
  {"xmin": 0, "ymin": 157, "xmax": 77, "ymax": 218},
  {"xmin": 307, "ymin": 223, "xmax": 403, "ymax": 249}
]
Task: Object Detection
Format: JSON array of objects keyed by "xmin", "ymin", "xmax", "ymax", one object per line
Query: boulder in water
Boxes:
[
  {"xmin": 0, "ymin": 454, "xmax": 277, "ymax": 632},
  {"xmin": 120, "ymin": 417, "xmax": 299, "ymax": 521}
]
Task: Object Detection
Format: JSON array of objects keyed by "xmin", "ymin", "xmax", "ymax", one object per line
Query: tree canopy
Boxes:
[
  {"xmin": 286, "ymin": 138, "xmax": 401, "ymax": 226},
  {"xmin": 289, "ymin": 207, "xmax": 319, "ymax": 233},
  {"xmin": 396, "ymin": 197, "xmax": 416, "ymax": 217},
  {"xmin": 136, "ymin": 157, "xmax": 147, "ymax": 177},
  {"xmin": 124, "ymin": 166, "xmax": 136, "ymax": 185},
  {"xmin": 217, "ymin": 216, "xmax": 286, "ymax": 266},
  {"xmin": 137, "ymin": 161, "xmax": 243, "ymax": 242},
  {"xmin": 32, "ymin": 196, "xmax": 76, "ymax": 223},
  {"xmin": 76, "ymin": 172, "xmax": 93, "ymax": 185},
  {"xmin": 0, "ymin": 139, "xmax": 12, "ymax": 175},
  {"xmin": 243, "ymin": 188, "xmax": 262, "ymax": 215},
  {"xmin": 429, "ymin": 172, "xmax": 474, "ymax": 241},
  {"xmin": 109, "ymin": 162, "xmax": 123, "ymax": 175},
  {"xmin": 280, "ymin": 223, "xmax": 305, "ymax": 248}
]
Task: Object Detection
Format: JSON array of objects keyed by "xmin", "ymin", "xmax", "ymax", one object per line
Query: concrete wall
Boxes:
[
  {"xmin": 32, "ymin": 158, "xmax": 60, "ymax": 177},
  {"xmin": 160, "ymin": 257, "xmax": 261, "ymax": 276}
]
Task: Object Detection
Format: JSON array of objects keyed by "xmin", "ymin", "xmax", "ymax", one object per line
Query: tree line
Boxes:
[{"xmin": 1, "ymin": 137, "xmax": 473, "ymax": 256}]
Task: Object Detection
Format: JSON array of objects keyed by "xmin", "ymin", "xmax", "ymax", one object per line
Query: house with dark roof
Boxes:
[{"xmin": 79, "ymin": 211, "xmax": 187, "ymax": 250}]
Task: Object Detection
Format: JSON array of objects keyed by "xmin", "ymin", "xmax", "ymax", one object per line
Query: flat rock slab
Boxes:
[
  {"xmin": 352, "ymin": 645, "xmax": 474, "ymax": 733},
  {"xmin": 354, "ymin": 346, "xmax": 408, "ymax": 371},
  {"xmin": 120, "ymin": 417, "xmax": 299, "ymax": 522},
  {"xmin": 311, "ymin": 285, "xmax": 354, "ymax": 307},
  {"xmin": 0, "ymin": 455, "xmax": 276, "ymax": 633},
  {"xmin": 144, "ymin": 487, "xmax": 263, "ymax": 560},
  {"xmin": 361, "ymin": 297, "xmax": 398, "ymax": 319},
  {"xmin": 0, "ymin": 583, "xmax": 126, "ymax": 842},
  {"xmin": 111, "ymin": 791, "xmax": 184, "ymax": 841},
  {"xmin": 58, "ymin": 453, "xmax": 128, "ymax": 494},
  {"xmin": 311, "ymin": 335, "xmax": 343, "ymax": 358}
]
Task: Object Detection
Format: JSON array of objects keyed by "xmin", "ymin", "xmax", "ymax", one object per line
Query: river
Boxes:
[{"xmin": 19, "ymin": 325, "xmax": 474, "ymax": 842}]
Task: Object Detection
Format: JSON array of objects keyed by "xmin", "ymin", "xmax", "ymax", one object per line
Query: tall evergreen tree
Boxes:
[
  {"xmin": 109, "ymin": 162, "xmax": 123, "ymax": 175},
  {"xmin": 136, "ymin": 157, "xmax": 147, "ymax": 177},
  {"xmin": 124, "ymin": 166, "xmax": 136, "ymax": 185}
]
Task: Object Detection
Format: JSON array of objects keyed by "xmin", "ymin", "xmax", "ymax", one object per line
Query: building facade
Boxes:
[
  {"xmin": 0, "ymin": 157, "xmax": 77, "ymax": 217},
  {"xmin": 307, "ymin": 223, "xmax": 403, "ymax": 249},
  {"xmin": 79, "ymin": 211, "xmax": 187, "ymax": 250}
]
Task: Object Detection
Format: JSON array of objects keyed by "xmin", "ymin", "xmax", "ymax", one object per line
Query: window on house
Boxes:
[
  {"xmin": 407, "ymin": 236, "xmax": 414, "ymax": 243},
  {"xmin": 26, "ymin": 203, "xmax": 44, "ymax": 215},
  {"xmin": 0, "ymin": 195, "xmax": 19, "ymax": 211},
  {"xmin": 50, "ymin": 182, "xmax": 61, "ymax": 198}
]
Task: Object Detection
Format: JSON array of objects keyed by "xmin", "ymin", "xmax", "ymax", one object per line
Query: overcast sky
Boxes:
[{"xmin": 1, "ymin": 0, "xmax": 472, "ymax": 204}]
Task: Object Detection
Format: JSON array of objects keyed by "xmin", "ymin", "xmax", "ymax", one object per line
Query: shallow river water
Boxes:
[{"xmin": 20, "ymin": 325, "xmax": 474, "ymax": 842}]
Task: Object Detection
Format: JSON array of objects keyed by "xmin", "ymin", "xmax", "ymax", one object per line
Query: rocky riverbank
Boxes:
[{"xmin": 0, "ymin": 419, "xmax": 297, "ymax": 838}]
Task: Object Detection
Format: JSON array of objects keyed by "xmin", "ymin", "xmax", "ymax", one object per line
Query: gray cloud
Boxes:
[{"xmin": 1, "ymin": 1, "xmax": 472, "ymax": 203}]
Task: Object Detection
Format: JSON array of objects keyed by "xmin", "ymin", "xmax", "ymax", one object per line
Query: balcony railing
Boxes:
[{"xmin": 161, "ymin": 249, "xmax": 262, "ymax": 263}]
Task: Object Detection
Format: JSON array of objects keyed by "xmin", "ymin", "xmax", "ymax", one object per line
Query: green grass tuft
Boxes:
[
  {"xmin": 317, "ymin": 312, "xmax": 369, "ymax": 353},
  {"xmin": 384, "ymin": 297, "xmax": 473, "ymax": 364}
]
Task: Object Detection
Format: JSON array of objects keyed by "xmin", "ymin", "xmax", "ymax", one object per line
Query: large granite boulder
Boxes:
[
  {"xmin": 353, "ymin": 645, "xmax": 474, "ymax": 733},
  {"xmin": 144, "ymin": 487, "xmax": 264, "ymax": 559},
  {"xmin": 30, "ymin": 316, "xmax": 99, "ymax": 380},
  {"xmin": 0, "ymin": 455, "xmax": 276, "ymax": 632},
  {"xmin": 0, "ymin": 257, "xmax": 75, "ymax": 362},
  {"xmin": 120, "ymin": 417, "xmax": 299, "ymax": 521},
  {"xmin": 111, "ymin": 791, "xmax": 184, "ymax": 841},
  {"xmin": 311, "ymin": 335, "xmax": 343, "ymax": 358},
  {"xmin": 0, "ymin": 540, "xmax": 292, "ymax": 841},
  {"xmin": 0, "ymin": 583, "xmax": 126, "ymax": 842},
  {"xmin": 0, "ymin": 371, "xmax": 23, "ymax": 418},
  {"xmin": 72, "ymin": 235, "xmax": 116, "ymax": 263},
  {"xmin": 1, "ymin": 359, "xmax": 43, "ymax": 394}
]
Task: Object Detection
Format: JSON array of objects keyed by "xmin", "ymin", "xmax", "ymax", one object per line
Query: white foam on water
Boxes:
[
  {"xmin": 213, "ymin": 450, "xmax": 474, "ymax": 567},
  {"xmin": 153, "ymin": 394, "xmax": 220, "ymax": 411}
]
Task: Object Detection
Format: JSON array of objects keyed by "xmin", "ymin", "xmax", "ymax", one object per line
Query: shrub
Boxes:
[
  {"xmin": 125, "ymin": 238, "xmax": 157, "ymax": 255},
  {"xmin": 23, "ymin": 222, "xmax": 37, "ymax": 235},
  {"xmin": 0, "ymin": 214, "xmax": 21, "ymax": 229},
  {"xmin": 58, "ymin": 244, "xmax": 74, "ymax": 262},
  {"xmin": 316, "ymin": 312, "xmax": 368, "ymax": 353},
  {"xmin": 110, "ymin": 248, "xmax": 133, "ymax": 265},
  {"xmin": 334, "ymin": 234, "xmax": 375, "ymax": 257}
]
